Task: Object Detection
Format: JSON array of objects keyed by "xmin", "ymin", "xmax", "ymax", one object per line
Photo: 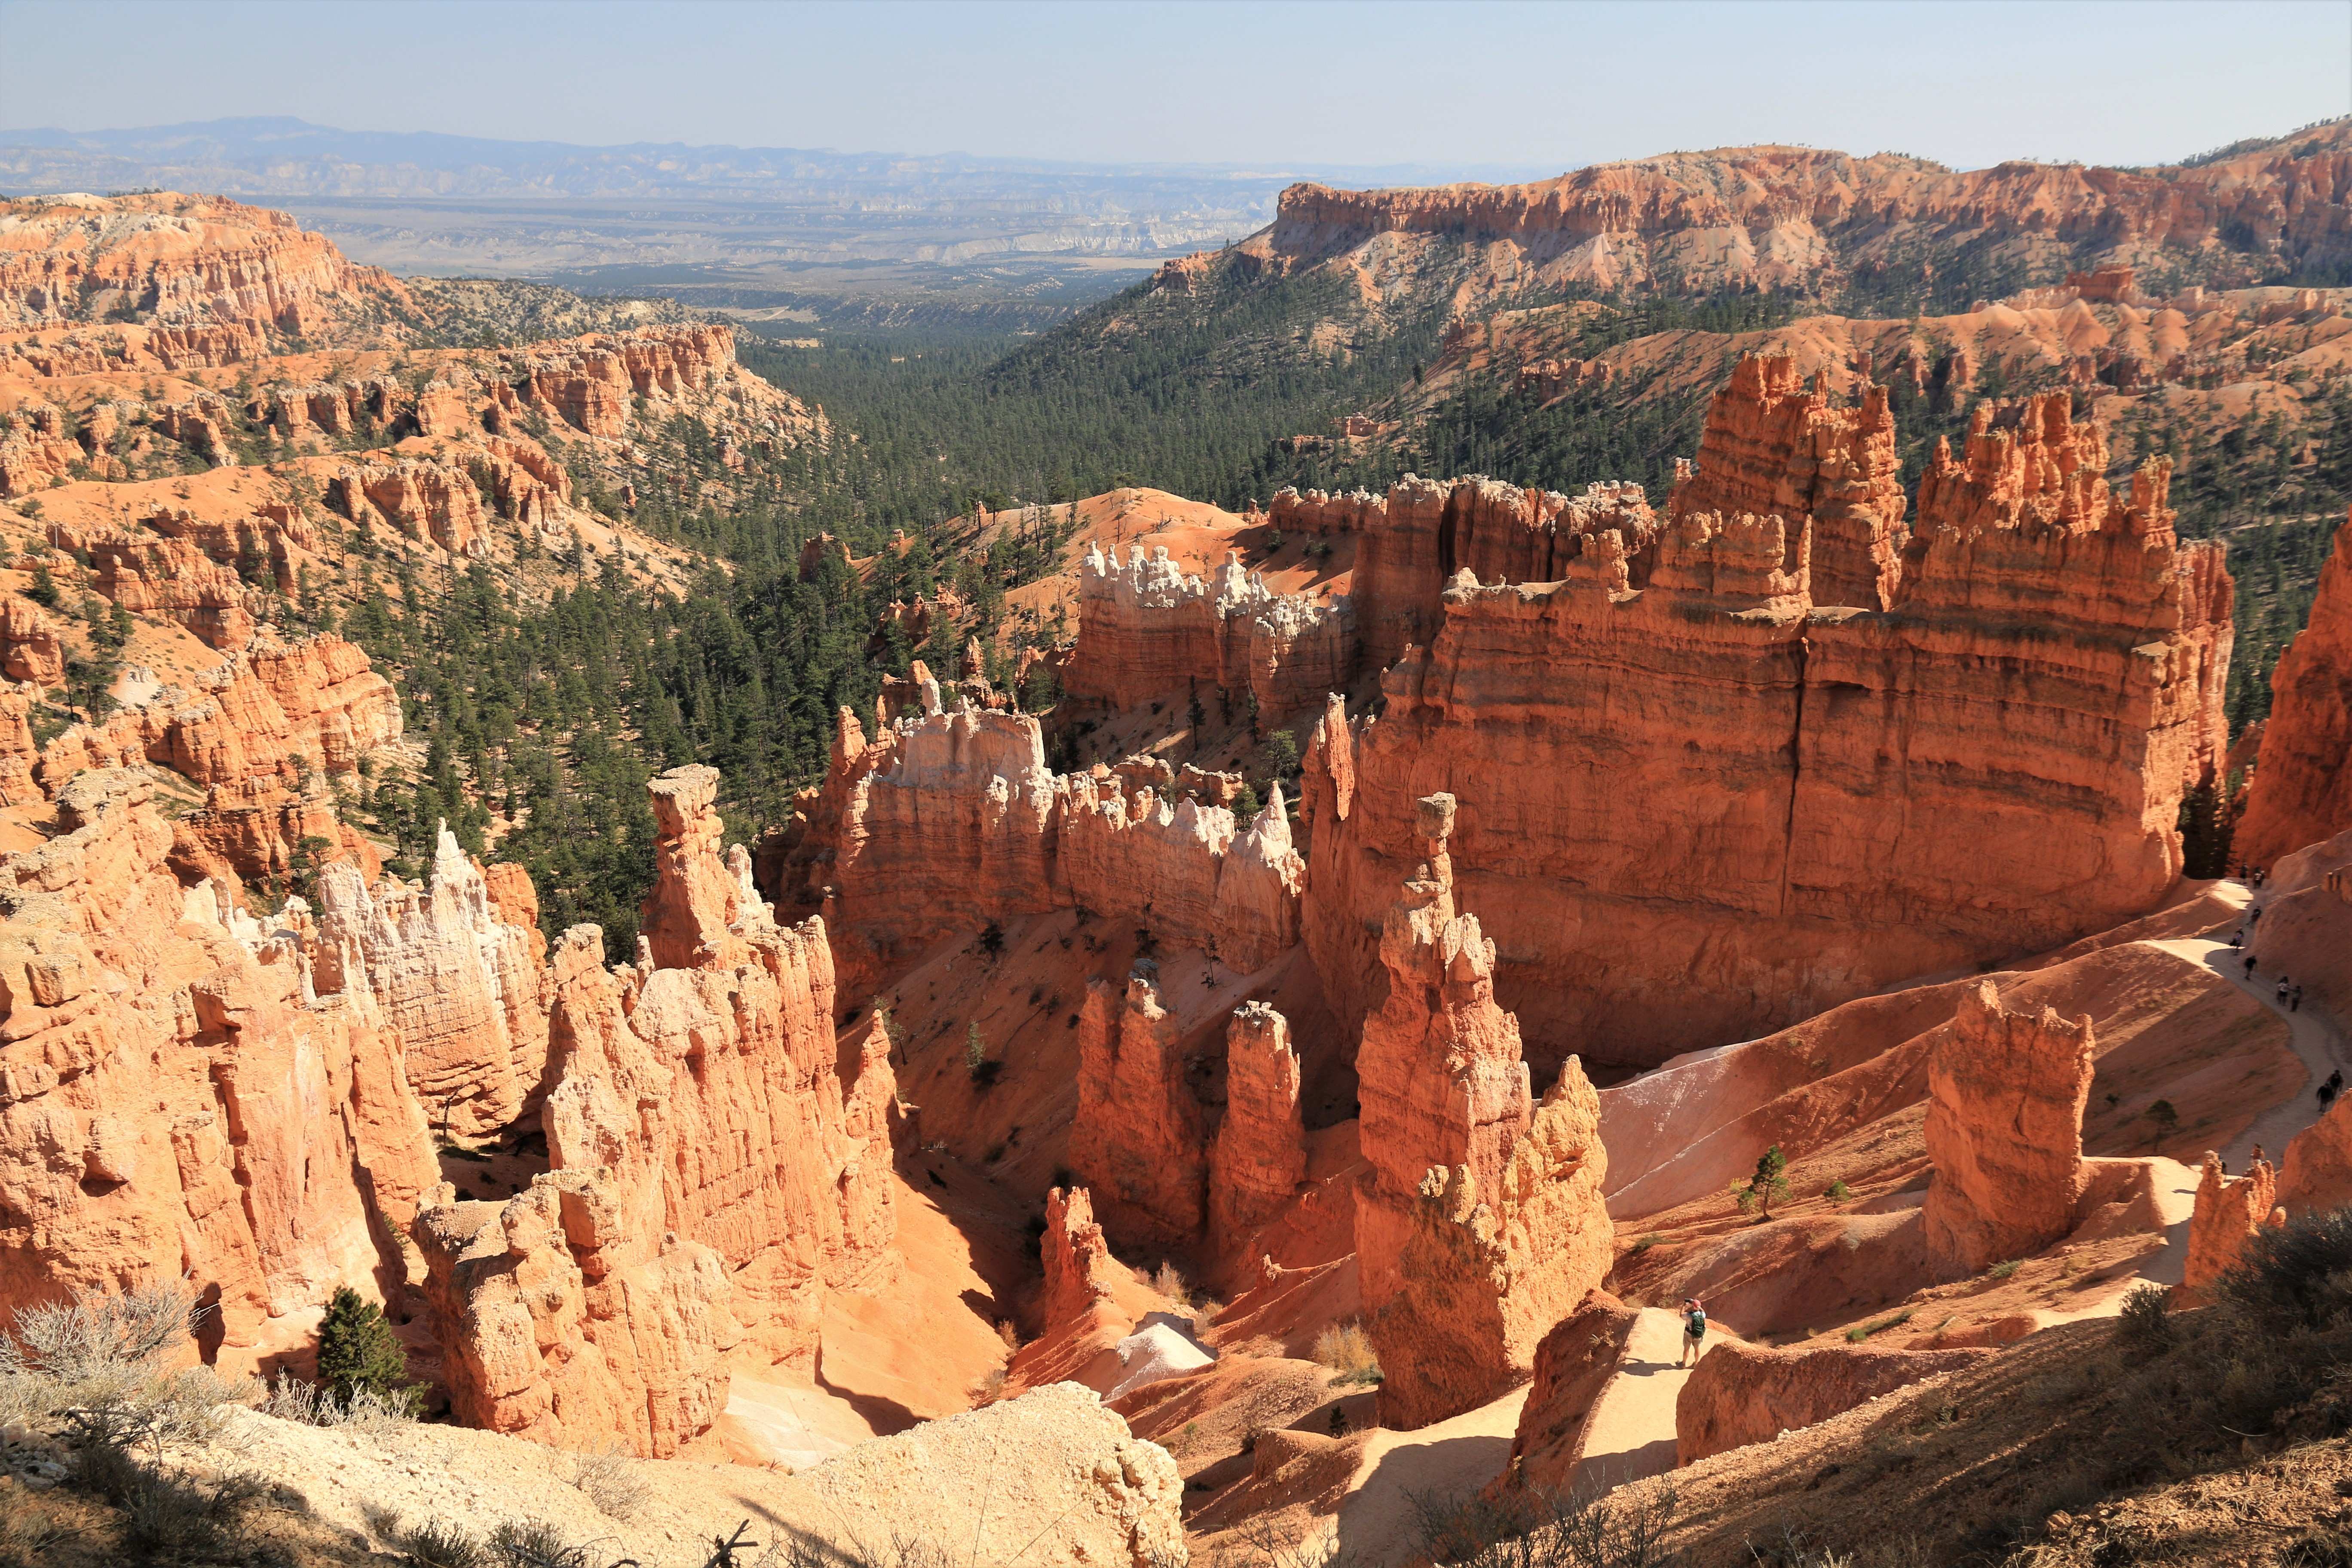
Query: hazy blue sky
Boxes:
[{"xmin": 3, "ymin": 0, "xmax": 2345, "ymax": 172}]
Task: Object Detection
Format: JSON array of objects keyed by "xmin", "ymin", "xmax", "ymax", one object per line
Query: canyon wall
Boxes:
[
  {"xmin": 773, "ymin": 703, "xmax": 1304, "ymax": 993},
  {"xmin": 412, "ymin": 765, "xmax": 897, "ymax": 1456},
  {"xmin": 0, "ymin": 191, "xmax": 410, "ymax": 332},
  {"xmin": 1271, "ymin": 476, "xmax": 1658, "ymax": 674},
  {"xmin": 0, "ymin": 769, "xmax": 440, "ymax": 1372},
  {"xmin": 2236, "ymin": 516, "xmax": 2352, "ymax": 866},
  {"xmin": 1067, "ymin": 544, "xmax": 1354, "ymax": 718},
  {"xmin": 1300, "ymin": 395, "xmax": 2231, "ymax": 1071},
  {"xmin": 1250, "ymin": 127, "xmax": 2352, "ymax": 296}
]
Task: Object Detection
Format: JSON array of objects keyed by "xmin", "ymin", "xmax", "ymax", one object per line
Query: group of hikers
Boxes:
[{"xmin": 2229, "ymin": 893, "xmax": 2306, "ymax": 1013}]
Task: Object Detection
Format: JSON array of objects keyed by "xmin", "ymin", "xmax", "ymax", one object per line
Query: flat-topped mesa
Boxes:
[
  {"xmin": 1274, "ymin": 475, "xmax": 1660, "ymax": 672},
  {"xmin": 1067, "ymin": 543, "xmax": 1354, "ymax": 717},
  {"xmin": 1210, "ymin": 1001, "xmax": 1308, "ymax": 1251},
  {"xmin": 412, "ymin": 766, "xmax": 897, "ymax": 1456},
  {"xmin": 769, "ymin": 703, "xmax": 1303, "ymax": 995},
  {"xmin": 1354, "ymin": 794, "xmax": 1612, "ymax": 1429},
  {"xmin": 1666, "ymin": 353, "xmax": 1906, "ymax": 610},
  {"xmin": 1922, "ymin": 981, "xmax": 2095, "ymax": 1278},
  {"xmin": 1301, "ymin": 391, "xmax": 2230, "ymax": 1073},
  {"xmin": 2236, "ymin": 516, "xmax": 2352, "ymax": 867},
  {"xmin": 1069, "ymin": 975, "xmax": 1207, "ymax": 1249}
]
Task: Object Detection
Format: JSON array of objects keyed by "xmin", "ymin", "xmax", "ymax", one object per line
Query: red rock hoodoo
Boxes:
[
  {"xmin": 1922, "ymin": 981, "xmax": 2096, "ymax": 1277},
  {"xmin": 1210, "ymin": 1001, "xmax": 1308, "ymax": 1252},
  {"xmin": 2236, "ymin": 517, "xmax": 2352, "ymax": 867},
  {"xmin": 2183, "ymin": 1151, "xmax": 2280, "ymax": 1299},
  {"xmin": 1353, "ymin": 793, "xmax": 1611, "ymax": 1430},
  {"xmin": 1070, "ymin": 974, "xmax": 1207, "ymax": 1250}
]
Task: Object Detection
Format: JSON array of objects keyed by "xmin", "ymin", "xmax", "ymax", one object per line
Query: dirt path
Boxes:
[
  {"xmin": 2149, "ymin": 879, "xmax": 2350, "ymax": 1171},
  {"xmin": 1331, "ymin": 1387, "xmax": 1528, "ymax": 1566},
  {"xmin": 1570, "ymin": 1308, "xmax": 1698, "ymax": 1493}
]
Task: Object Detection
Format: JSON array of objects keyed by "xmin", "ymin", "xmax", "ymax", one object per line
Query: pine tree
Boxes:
[{"xmin": 315, "ymin": 1286, "xmax": 412, "ymax": 1406}]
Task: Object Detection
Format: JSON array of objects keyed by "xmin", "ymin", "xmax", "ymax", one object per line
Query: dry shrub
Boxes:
[
  {"xmin": 260, "ymin": 1373, "xmax": 418, "ymax": 1433},
  {"xmin": 392, "ymin": 1517, "xmax": 485, "ymax": 1568},
  {"xmin": 570, "ymin": 1444, "xmax": 652, "ymax": 1521},
  {"xmin": 1312, "ymin": 1321, "xmax": 1383, "ymax": 1386},
  {"xmin": 1404, "ymin": 1482, "xmax": 1681, "ymax": 1568},
  {"xmin": 1151, "ymin": 1261, "xmax": 1193, "ymax": 1308},
  {"xmin": 2112, "ymin": 1283, "xmax": 2174, "ymax": 1361},
  {"xmin": 0, "ymin": 1278, "xmax": 251, "ymax": 1448}
]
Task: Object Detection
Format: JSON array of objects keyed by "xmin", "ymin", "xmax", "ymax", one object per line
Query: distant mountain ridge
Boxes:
[{"xmin": 0, "ymin": 115, "xmax": 1557, "ymax": 204}]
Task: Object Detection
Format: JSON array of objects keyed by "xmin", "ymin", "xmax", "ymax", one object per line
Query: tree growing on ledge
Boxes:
[
  {"xmin": 1732, "ymin": 1145, "xmax": 1792, "ymax": 1219},
  {"xmin": 316, "ymin": 1287, "xmax": 415, "ymax": 1412}
]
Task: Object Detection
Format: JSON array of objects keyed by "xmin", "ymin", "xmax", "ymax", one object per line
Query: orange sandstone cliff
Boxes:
[
  {"xmin": 2236, "ymin": 518, "xmax": 2352, "ymax": 867},
  {"xmin": 1299, "ymin": 392, "xmax": 2230, "ymax": 1073}
]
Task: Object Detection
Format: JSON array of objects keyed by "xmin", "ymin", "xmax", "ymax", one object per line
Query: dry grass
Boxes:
[
  {"xmin": 259, "ymin": 1374, "xmax": 418, "ymax": 1433},
  {"xmin": 0, "ymin": 1279, "xmax": 252, "ymax": 1448},
  {"xmin": 1151, "ymin": 1261, "xmax": 1194, "ymax": 1308},
  {"xmin": 569, "ymin": 1445, "xmax": 652, "ymax": 1521},
  {"xmin": 1311, "ymin": 1321, "xmax": 1382, "ymax": 1387}
]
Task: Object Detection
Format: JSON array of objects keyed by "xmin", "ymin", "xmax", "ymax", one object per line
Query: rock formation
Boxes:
[
  {"xmin": 1210, "ymin": 1001, "xmax": 1308, "ymax": 1250},
  {"xmin": 312, "ymin": 830, "xmax": 549, "ymax": 1142},
  {"xmin": 1043, "ymin": 1185, "xmax": 1124, "ymax": 1329},
  {"xmin": 413, "ymin": 767, "xmax": 897, "ymax": 1455},
  {"xmin": 1070, "ymin": 974, "xmax": 1207, "ymax": 1249},
  {"xmin": 1068, "ymin": 544, "xmax": 1354, "ymax": 718},
  {"xmin": 1301, "ymin": 395, "xmax": 2230, "ymax": 1072},
  {"xmin": 1922, "ymin": 982, "xmax": 2095, "ymax": 1277},
  {"xmin": 0, "ymin": 769, "xmax": 439, "ymax": 1372},
  {"xmin": 1492, "ymin": 1288, "xmax": 1640, "ymax": 1497},
  {"xmin": 1354, "ymin": 794, "xmax": 1612, "ymax": 1429},
  {"xmin": 2183, "ymin": 1152, "xmax": 2279, "ymax": 1298},
  {"xmin": 1238, "ymin": 127, "xmax": 2352, "ymax": 302},
  {"xmin": 772, "ymin": 704, "xmax": 1303, "ymax": 993},
  {"xmin": 1272, "ymin": 475, "xmax": 1658, "ymax": 672},
  {"xmin": 1674, "ymin": 1339, "xmax": 1995, "ymax": 1464},
  {"xmin": 35, "ymin": 633, "xmax": 399, "ymax": 797},
  {"xmin": 0, "ymin": 594, "xmax": 63, "ymax": 684},
  {"xmin": 2236, "ymin": 517, "xmax": 2352, "ymax": 867},
  {"xmin": 0, "ymin": 191, "xmax": 411, "ymax": 333},
  {"xmin": 1666, "ymin": 354, "xmax": 1907, "ymax": 609}
]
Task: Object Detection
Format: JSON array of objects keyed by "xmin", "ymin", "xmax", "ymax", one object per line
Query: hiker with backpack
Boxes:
[{"xmin": 1678, "ymin": 1298, "xmax": 1708, "ymax": 1367}]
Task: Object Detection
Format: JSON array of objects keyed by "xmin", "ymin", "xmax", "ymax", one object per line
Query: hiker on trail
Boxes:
[
  {"xmin": 2293, "ymin": 984, "xmax": 2306, "ymax": 1013},
  {"xmin": 2251, "ymin": 905, "xmax": 2264, "ymax": 929},
  {"xmin": 2323, "ymin": 1082, "xmax": 2338, "ymax": 1109},
  {"xmin": 2279, "ymin": 977, "xmax": 2294, "ymax": 1007},
  {"xmin": 2329, "ymin": 1070, "xmax": 2343, "ymax": 1093},
  {"xmin": 2246, "ymin": 953, "xmax": 2260, "ymax": 979},
  {"xmin": 1678, "ymin": 1298, "xmax": 1708, "ymax": 1367},
  {"xmin": 2252, "ymin": 1143, "xmax": 2266, "ymax": 1166},
  {"xmin": 2231, "ymin": 929, "xmax": 2244, "ymax": 949}
]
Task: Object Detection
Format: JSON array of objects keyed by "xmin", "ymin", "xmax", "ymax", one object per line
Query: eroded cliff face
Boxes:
[
  {"xmin": 1300, "ymin": 395, "xmax": 2231, "ymax": 1072},
  {"xmin": 413, "ymin": 766, "xmax": 897, "ymax": 1456},
  {"xmin": 2237, "ymin": 517, "xmax": 2352, "ymax": 867},
  {"xmin": 1666, "ymin": 354, "xmax": 1907, "ymax": 610},
  {"xmin": 775, "ymin": 703, "xmax": 1304, "ymax": 995},
  {"xmin": 1922, "ymin": 982, "xmax": 2096, "ymax": 1278},
  {"xmin": 0, "ymin": 192, "xmax": 412, "ymax": 334},
  {"xmin": 1272, "ymin": 475, "xmax": 1659, "ymax": 674},
  {"xmin": 0, "ymin": 770, "xmax": 440, "ymax": 1373},
  {"xmin": 1245, "ymin": 127, "xmax": 2352, "ymax": 302},
  {"xmin": 1068, "ymin": 545, "xmax": 1354, "ymax": 719},
  {"xmin": 1353, "ymin": 794, "xmax": 1611, "ymax": 1430}
]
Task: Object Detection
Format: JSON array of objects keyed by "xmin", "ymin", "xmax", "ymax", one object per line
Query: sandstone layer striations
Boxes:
[
  {"xmin": 1353, "ymin": 793, "xmax": 1612, "ymax": 1429},
  {"xmin": 2236, "ymin": 517, "xmax": 2352, "ymax": 866},
  {"xmin": 1301, "ymin": 394, "xmax": 2230, "ymax": 1072}
]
